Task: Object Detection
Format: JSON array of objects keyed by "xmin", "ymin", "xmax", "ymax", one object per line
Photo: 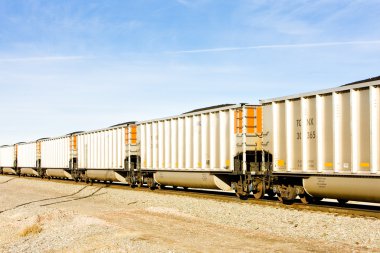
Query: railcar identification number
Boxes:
[{"xmin": 296, "ymin": 131, "xmax": 316, "ymax": 140}]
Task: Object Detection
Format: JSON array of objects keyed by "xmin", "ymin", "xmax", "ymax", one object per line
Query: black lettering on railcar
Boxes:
[
  {"xmin": 295, "ymin": 118, "xmax": 316, "ymax": 140},
  {"xmin": 307, "ymin": 131, "xmax": 316, "ymax": 139},
  {"xmin": 316, "ymin": 177, "xmax": 327, "ymax": 188},
  {"xmin": 296, "ymin": 118, "xmax": 314, "ymax": 127},
  {"xmin": 296, "ymin": 131, "xmax": 316, "ymax": 140}
]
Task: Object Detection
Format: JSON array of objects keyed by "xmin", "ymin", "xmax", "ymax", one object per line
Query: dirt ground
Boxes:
[{"xmin": 0, "ymin": 175, "xmax": 378, "ymax": 252}]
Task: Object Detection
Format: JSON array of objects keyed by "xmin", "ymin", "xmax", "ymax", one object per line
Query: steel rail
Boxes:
[{"xmin": 1, "ymin": 174, "xmax": 380, "ymax": 219}]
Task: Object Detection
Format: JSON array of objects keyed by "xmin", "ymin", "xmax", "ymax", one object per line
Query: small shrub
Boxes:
[{"xmin": 19, "ymin": 223, "xmax": 42, "ymax": 237}]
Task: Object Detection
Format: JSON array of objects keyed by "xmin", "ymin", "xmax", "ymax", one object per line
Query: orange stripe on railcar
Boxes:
[
  {"xmin": 256, "ymin": 107, "xmax": 262, "ymax": 134},
  {"xmin": 246, "ymin": 108, "xmax": 255, "ymax": 134}
]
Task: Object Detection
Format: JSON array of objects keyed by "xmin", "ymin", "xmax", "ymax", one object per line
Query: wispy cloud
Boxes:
[
  {"xmin": 176, "ymin": 0, "xmax": 191, "ymax": 6},
  {"xmin": 167, "ymin": 40, "xmax": 380, "ymax": 54},
  {"xmin": 0, "ymin": 55, "xmax": 89, "ymax": 63},
  {"xmin": 175, "ymin": 0, "xmax": 209, "ymax": 8}
]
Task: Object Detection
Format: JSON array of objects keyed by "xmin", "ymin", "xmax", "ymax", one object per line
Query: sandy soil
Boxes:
[{"xmin": 0, "ymin": 175, "xmax": 379, "ymax": 252}]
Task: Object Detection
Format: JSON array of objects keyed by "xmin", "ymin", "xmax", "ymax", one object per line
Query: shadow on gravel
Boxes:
[
  {"xmin": 40, "ymin": 187, "xmax": 107, "ymax": 206},
  {"xmin": 0, "ymin": 178, "xmax": 17, "ymax": 184},
  {"xmin": 0, "ymin": 186, "xmax": 89, "ymax": 214}
]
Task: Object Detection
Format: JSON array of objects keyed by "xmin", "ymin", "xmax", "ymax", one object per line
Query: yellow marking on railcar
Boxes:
[{"xmin": 360, "ymin": 162, "xmax": 370, "ymax": 167}]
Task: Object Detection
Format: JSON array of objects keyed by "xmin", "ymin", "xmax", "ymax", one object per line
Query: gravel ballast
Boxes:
[{"xmin": 0, "ymin": 175, "xmax": 379, "ymax": 252}]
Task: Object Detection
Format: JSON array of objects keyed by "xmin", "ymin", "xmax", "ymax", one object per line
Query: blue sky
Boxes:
[{"xmin": 1, "ymin": 0, "xmax": 380, "ymax": 145}]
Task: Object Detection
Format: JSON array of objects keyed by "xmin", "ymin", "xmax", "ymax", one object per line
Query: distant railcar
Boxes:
[
  {"xmin": 0, "ymin": 145, "xmax": 16, "ymax": 175},
  {"xmin": 76, "ymin": 122, "xmax": 137, "ymax": 182},
  {"xmin": 40, "ymin": 134, "xmax": 74, "ymax": 179},
  {"xmin": 17, "ymin": 141, "xmax": 38, "ymax": 176}
]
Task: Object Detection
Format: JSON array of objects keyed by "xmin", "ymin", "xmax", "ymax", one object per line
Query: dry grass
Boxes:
[{"xmin": 19, "ymin": 223, "xmax": 42, "ymax": 237}]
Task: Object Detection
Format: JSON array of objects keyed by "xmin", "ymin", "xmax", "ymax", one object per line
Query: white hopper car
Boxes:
[
  {"xmin": 261, "ymin": 77, "xmax": 380, "ymax": 203},
  {"xmin": 76, "ymin": 122, "xmax": 138, "ymax": 183},
  {"xmin": 0, "ymin": 145, "xmax": 16, "ymax": 175},
  {"xmin": 17, "ymin": 141, "xmax": 38, "ymax": 176},
  {"xmin": 40, "ymin": 134, "xmax": 74, "ymax": 179},
  {"xmin": 136, "ymin": 104, "xmax": 263, "ymax": 197}
]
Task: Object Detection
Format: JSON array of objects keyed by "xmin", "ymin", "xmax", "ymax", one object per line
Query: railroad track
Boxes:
[{"xmin": 1, "ymin": 174, "xmax": 380, "ymax": 219}]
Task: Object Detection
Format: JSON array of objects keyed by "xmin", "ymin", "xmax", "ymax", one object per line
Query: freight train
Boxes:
[{"xmin": 1, "ymin": 76, "xmax": 380, "ymax": 204}]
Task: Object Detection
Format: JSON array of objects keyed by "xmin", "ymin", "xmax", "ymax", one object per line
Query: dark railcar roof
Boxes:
[
  {"xmin": 341, "ymin": 75, "xmax": 380, "ymax": 87},
  {"xmin": 109, "ymin": 121, "xmax": 136, "ymax": 127},
  {"xmin": 66, "ymin": 131, "xmax": 83, "ymax": 135},
  {"xmin": 182, "ymin": 104, "xmax": 236, "ymax": 114}
]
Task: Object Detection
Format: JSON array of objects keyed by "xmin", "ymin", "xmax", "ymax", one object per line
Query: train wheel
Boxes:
[
  {"xmin": 299, "ymin": 193, "xmax": 314, "ymax": 204},
  {"xmin": 146, "ymin": 177, "xmax": 156, "ymax": 190},
  {"xmin": 159, "ymin": 184, "xmax": 166, "ymax": 190},
  {"xmin": 266, "ymin": 189, "xmax": 275, "ymax": 198},
  {"xmin": 276, "ymin": 185, "xmax": 296, "ymax": 204},
  {"xmin": 134, "ymin": 176, "xmax": 142, "ymax": 187},
  {"xmin": 253, "ymin": 182, "xmax": 264, "ymax": 199},
  {"xmin": 129, "ymin": 177, "xmax": 137, "ymax": 188},
  {"xmin": 236, "ymin": 192, "xmax": 249, "ymax": 200},
  {"xmin": 234, "ymin": 177, "xmax": 250, "ymax": 200},
  {"xmin": 277, "ymin": 195, "xmax": 294, "ymax": 204}
]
